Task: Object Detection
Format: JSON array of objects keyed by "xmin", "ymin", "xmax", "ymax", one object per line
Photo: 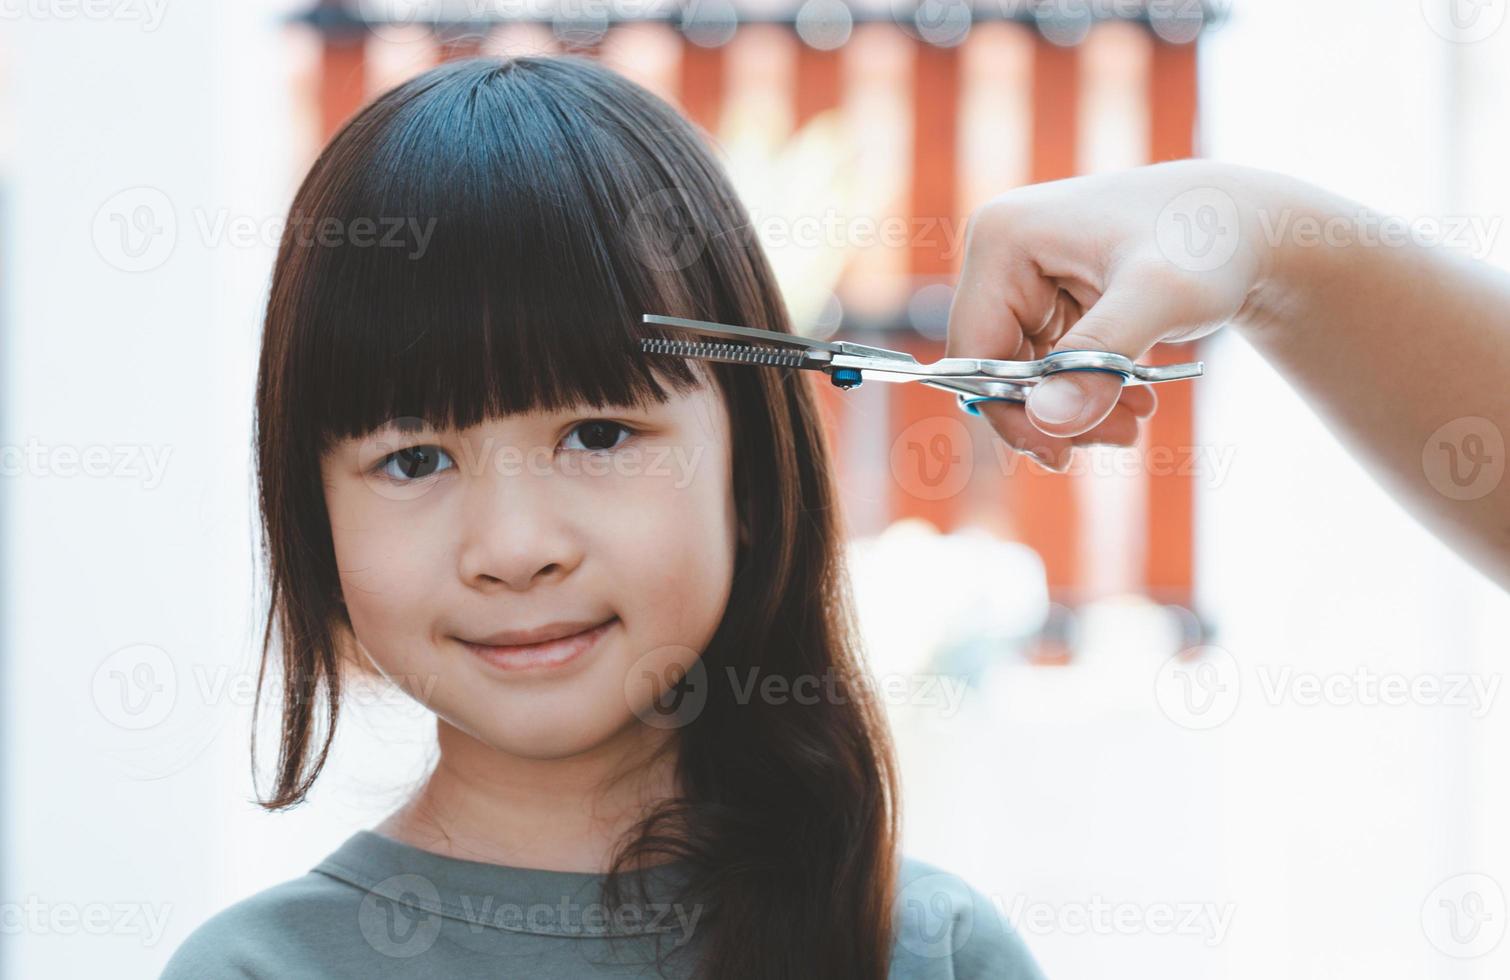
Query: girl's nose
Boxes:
[{"xmin": 455, "ymin": 474, "xmax": 586, "ymax": 592}]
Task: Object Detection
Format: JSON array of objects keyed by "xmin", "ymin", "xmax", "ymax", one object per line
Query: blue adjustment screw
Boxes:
[{"xmin": 830, "ymin": 368, "xmax": 863, "ymax": 390}]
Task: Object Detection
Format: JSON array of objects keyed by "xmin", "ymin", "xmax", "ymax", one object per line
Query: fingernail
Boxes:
[
  {"xmin": 1016, "ymin": 448, "xmax": 1060, "ymax": 471},
  {"xmin": 1030, "ymin": 376, "xmax": 1086, "ymax": 425}
]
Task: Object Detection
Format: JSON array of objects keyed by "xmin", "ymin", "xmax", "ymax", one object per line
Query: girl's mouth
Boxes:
[{"xmin": 457, "ymin": 616, "xmax": 618, "ymax": 673}]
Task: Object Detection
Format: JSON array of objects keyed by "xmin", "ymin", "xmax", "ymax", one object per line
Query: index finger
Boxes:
[{"xmin": 944, "ymin": 238, "xmax": 1059, "ymax": 362}]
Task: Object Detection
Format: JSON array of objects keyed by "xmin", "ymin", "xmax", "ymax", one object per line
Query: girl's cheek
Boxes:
[
  {"xmin": 574, "ymin": 441, "xmax": 726, "ymax": 518},
  {"xmin": 327, "ymin": 490, "xmax": 453, "ymax": 666},
  {"xmin": 333, "ymin": 497, "xmax": 451, "ymax": 589},
  {"xmin": 558, "ymin": 441, "xmax": 709, "ymax": 495}
]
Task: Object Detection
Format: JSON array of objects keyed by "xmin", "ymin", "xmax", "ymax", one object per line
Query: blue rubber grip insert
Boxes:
[
  {"xmin": 1042, "ymin": 350, "xmax": 1131, "ymax": 380},
  {"xmin": 959, "ymin": 396, "xmax": 1019, "ymax": 416}
]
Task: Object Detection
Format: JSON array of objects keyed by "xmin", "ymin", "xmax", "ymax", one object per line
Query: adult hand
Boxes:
[
  {"xmin": 946, "ymin": 159, "xmax": 1510, "ymax": 591},
  {"xmin": 945, "ymin": 159, "xmax": 1271, "ymax": 471}
]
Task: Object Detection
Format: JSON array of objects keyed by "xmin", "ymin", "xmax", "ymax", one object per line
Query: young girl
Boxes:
[{"xmin": 161, "ymin": 55, "xmax": 1043, "ymax": 979}]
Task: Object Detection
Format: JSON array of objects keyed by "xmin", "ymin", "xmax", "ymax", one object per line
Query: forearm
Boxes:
[{"xmin": 1235, "ymin": 171, "xmax": 1510, "ymax": 588}]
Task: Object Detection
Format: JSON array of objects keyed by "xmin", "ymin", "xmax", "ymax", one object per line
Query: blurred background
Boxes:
[{"xmin": 4, "ymin": 0, "xmax": 1510, "ymax": 976}]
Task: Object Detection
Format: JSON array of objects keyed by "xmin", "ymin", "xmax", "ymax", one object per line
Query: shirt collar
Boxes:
[{"xmin": 313, "ymin": 829, "xmax": 702, "ymax": 938}]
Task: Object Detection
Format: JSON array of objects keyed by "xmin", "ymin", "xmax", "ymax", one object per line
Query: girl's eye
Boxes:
[
  {"xmin": 561, "ymin": 420, "xmax": 635, "ymax": 453},
  {"xmin": 377, "ymin": 445, "xmax": 455, "ymax": 482}
]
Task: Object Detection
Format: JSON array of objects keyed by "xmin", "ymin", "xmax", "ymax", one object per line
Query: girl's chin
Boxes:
[{"xmin": 463, "ymin": 709, "xmax": 650, "ymax": 762}]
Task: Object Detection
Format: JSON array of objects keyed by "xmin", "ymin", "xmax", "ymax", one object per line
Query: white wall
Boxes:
[{"xmin": 0, "ymin": 2, "xmax": 346, "ymax": 976}]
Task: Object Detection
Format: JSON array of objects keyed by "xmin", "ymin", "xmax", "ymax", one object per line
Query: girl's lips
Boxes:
[{"xmin": 458, "ymin": 616, "xmax": 618, "ymax": 673}]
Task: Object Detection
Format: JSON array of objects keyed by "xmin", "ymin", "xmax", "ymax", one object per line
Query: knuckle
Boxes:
[{"xmin": 971, "ymin": 194, "xmax": 1034, "ymax": 241}]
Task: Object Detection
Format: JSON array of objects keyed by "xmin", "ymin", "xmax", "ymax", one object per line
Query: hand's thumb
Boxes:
[{"xmin": 1025, "ymin": 272, "xmax": 1180, "ymax": 437}]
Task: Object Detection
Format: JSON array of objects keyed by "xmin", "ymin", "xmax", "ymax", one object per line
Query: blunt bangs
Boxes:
[{"xmin": 276, "ymin": 56, "xmax": 722, "ymax": 454}]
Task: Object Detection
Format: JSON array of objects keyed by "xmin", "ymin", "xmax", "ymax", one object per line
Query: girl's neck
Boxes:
[{"xmin": 376, "ymin": 718, "xmax": 682, "ymax": 874}]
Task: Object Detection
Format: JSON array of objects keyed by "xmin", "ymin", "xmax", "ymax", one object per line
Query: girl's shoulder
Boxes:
[
  {"xmin": 891, "ymin": 854, "xmax": 1048, "ymax": 980},
  {"xmin": 159, "ymin": 869, "xmax": 369, "ymax": 979}
]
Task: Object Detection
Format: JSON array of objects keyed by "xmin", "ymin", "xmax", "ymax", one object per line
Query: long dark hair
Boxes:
[{"xmin": 251, "ymin": 54, "xmax": 900, "ymax": 978}]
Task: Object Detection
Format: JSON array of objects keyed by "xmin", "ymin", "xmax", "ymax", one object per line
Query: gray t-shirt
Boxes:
[{"xmin": 161, "ymin": 830, "xmax": 1045, "ymax": 978}]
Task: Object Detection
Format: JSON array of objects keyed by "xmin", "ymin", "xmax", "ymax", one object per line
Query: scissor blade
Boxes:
[
  {"xmin": 642, "ymin": 312, "xmax": 923, "ymax": 364},
  {"xmin": 642, "ymin": 314, "xmax": 840, "ymax": 353},
  {"xmin": 640, "ymin": 337, "xmax": 819, "ymax": 370}
]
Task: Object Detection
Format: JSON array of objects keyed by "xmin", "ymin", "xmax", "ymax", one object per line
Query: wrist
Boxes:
[{"xmin": 1228, "ymin": 167, "xmax": 1351, "ymax": 338}]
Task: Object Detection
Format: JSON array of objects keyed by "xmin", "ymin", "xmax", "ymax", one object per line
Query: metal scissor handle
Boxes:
[{"xmin": 639, "ymin": 314, "xmax": 1203, "ymax": 417}]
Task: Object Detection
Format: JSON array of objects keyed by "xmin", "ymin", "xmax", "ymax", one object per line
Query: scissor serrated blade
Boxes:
[{"xmin": 640, "ymin": 337, "xmax": 811, "ymax": 369}]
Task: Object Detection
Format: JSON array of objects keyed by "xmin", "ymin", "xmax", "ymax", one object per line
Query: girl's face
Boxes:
[{"xmin": 320, "ymin": 379, "xmax": 737, "ymax": 760}]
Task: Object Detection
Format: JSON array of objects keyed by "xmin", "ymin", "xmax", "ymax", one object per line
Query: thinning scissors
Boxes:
[{"xmin": 638, "ymin": 314, "xmax": 1204, "ymax": 416}]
